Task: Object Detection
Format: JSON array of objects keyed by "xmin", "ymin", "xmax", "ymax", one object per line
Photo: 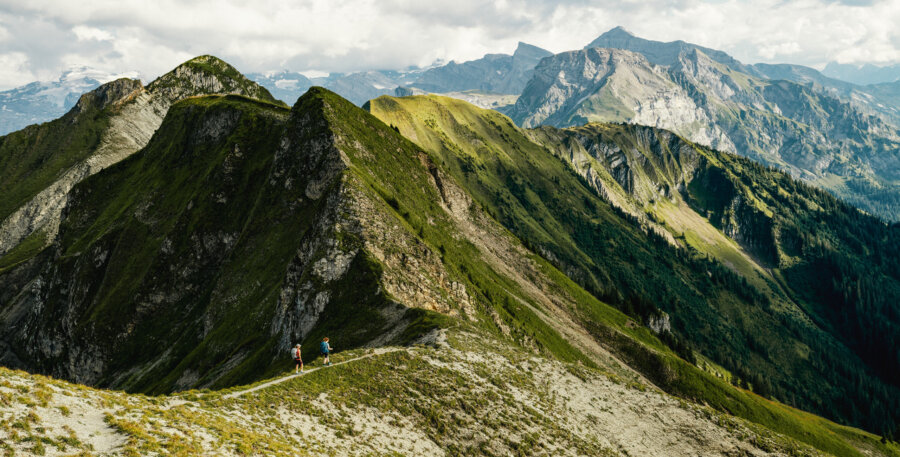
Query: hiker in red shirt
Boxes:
[{"xmin": 292, "ymin": 344, "xmax": 304, "ymax": 374}]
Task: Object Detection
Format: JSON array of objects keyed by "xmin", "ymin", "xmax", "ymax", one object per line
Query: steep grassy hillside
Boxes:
[
  {"xmin": 1, "ymin": 87, "xmax": 649, "ymax": 396},
  {"xmin": 367, "ymin": 94, "xmax": 900, "ymax": 437},
  {"xmin": 0, "ymin": 55, "xmax": 283, "ymax": 261},
  {"xmin": 542, "ymin": 121, "xmax": 900, "ymax": 434},
  {"xmin": 0, "ymin": 79, "xmax": 139, "ymax": 228}
]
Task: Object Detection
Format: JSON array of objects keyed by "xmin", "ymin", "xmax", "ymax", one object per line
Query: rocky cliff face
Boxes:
[
  {"xmin": 510, "ymin": 43, "xmax": 900, "ymax": 221},
  {"xmin": 0, "ymin": 56, "xmax": 281, "ymax": 260},
  {"xmin": 511, "ymin": 48, "xmax": 730, "ymax": 149},
  {"xmin": 585, "ymin": 26, "xmax": 755, "ymax": 74},
  {"xmin": 146, "ymin": 55, "xmax": 280, "ymax": 104},
  {"xmin": 586, "ymin": 26, "xmax": 900, "ymax": 122}
]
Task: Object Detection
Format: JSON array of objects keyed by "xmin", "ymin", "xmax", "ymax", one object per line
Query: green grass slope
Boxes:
[
  {"xmin": 0, "ymin": 79, "xmax": 138, "ymax": 225},
  {"xmin": 0, "ymin": 55, "xmax": 283, "ymax": 263},
  {"xmin": 367, "ymin": 94, "xmax": 900, "ymax": 440},
  {"xmin": 2, "ymin": 92, "xmax": 422, "ymax": 393}
]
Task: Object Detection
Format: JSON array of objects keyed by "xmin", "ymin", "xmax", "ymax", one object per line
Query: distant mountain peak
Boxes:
[
  {"xmin": 598, "ymin": 25, "xmax": 635, "ymax": 39},
  {"xmin": 514, "ymin": 42, "xmax": 552, "ymax": 59},
  {"xmin": 583, "ymin": 27, "xmax": 753, "ymax": 75}
]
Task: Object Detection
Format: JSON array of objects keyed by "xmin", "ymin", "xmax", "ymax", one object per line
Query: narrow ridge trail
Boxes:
[{"xmin": 221, "ymin": 347, "xmax": 405, "ymax": 400}]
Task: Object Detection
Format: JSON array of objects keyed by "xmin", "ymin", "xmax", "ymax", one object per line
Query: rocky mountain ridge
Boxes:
[
  {"xmin": 509, "ymin": 43, "xmax": 900, "ymax": 220},
  {"xmin": 586, "ymin": 27, "xmax": 900, "ymax": 121},
  {"xmin": 248, "ymin": 42, "xmax": 551, "ymax": 108},
  {"xmin": 0, "ymin": 55, "xmax": 281, "ymax": 260},
  {"xmin": 407, "ymin": 41, "xmax": 552, "ymax": 95}
]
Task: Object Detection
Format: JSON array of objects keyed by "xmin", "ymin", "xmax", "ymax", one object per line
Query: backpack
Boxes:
[
  {"xmin": 320, "ymin": 341, "xmax": 329, "ymax": 354},
  {"xmin": 291, "ymin": 347, "xmax": 300, "ymax": 359}
]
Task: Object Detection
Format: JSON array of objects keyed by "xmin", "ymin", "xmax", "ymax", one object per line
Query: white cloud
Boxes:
[
  {"xmin": 0, "ymin": 0, "xmax": 898, "ymax": 89},
  {"xmin": 0, "ymin": 51, "xmax": 35, "ymax": 87},
  {"xmin": 758, "ymin": 42, "xmax": 803, "ymax": 60},
  {"xmin": 72, "ymin": 25, "xmax": 113, "ymax": 41}
]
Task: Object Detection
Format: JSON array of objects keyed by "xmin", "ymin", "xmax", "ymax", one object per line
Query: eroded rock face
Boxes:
[
  {"xmin": 147, "ymin": 56, "xmax": 278, "ymax": 105},
  {"xmin": 269, "ymin": 96, "xmax": 474, "ymax": 354},
  {"xmin": 70, "ymin": 78, "xmax": 144, "ymax": 115},
  {"xmin": 647, "ymin": 312, "xmax": 672, "ymax": 334}
]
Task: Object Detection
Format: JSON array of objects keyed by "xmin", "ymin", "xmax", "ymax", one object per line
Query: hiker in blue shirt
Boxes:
[{"xmin": 320, "ymin": 337, "xmax": 333, "ymax": 366}]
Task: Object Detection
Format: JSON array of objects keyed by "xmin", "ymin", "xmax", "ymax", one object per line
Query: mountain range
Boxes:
[
  {"xmin": 823, "ymin": 61, "xmax": 900, "ymax": 86},
  {"xmin": 0, "ymin": 67, "xmax": 141, "ymax": 135},
  {"xmin": 5, "ymin": 28, "xmax": 900, "ymax": 225},
  {"xmin": 245, "ymin": 41, "xmax": 551, "ymax": 109},
  {"xmin": 0, "ymin": 41, "xmax": 549, "ymax": 135},
  {"xmin": 508, "ymin": 27, "xmax": 900, "ymax": 221},
  {"xmin": 1, "ymin": 24, "xmax": 900, "ymax": 455},
  {"xmin": 0, "ymin": 53, "xmax": 898, "ymax": 455}
]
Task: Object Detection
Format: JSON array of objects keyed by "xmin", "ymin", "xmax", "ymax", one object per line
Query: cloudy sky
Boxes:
[{"xmin": 0, "ymin": 0, "xmax": 898, "ymax": 89}]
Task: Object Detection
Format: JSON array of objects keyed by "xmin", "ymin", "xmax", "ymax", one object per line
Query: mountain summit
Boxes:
[
  {"xmin": 593, "ymin": 25, "xmax": 635, "ymax": 39},
  {"xmin": 585, "ymin": 26, "xmax": 752, "ymax": 72},
  {"xmin": 513, "ymin": 41, "xmax": 552, "ymax": 59},
  {"xmin": 512, "ymin": 31, "xmax": 900, "ymax": 220},
  {"xmin": 147, "ymin": 55, "xmax": 280, "ymax": 104}
]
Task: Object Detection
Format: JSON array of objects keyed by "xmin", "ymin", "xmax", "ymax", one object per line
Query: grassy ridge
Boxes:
[
  {"xmin": 0, "ymin": 96, "xmax": 113, "ymax": 224},
  {"xmin": 53, "ymin": 95, "xmax": 296, "ymax": 392},
  {"xmin": 367, "ymin": 94, "xmax": 899, "ymax": 454},
  {"xmin": 311, "ymin": 88, "xmax": 595, "ymax": 365}
]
